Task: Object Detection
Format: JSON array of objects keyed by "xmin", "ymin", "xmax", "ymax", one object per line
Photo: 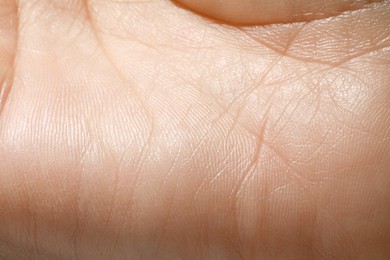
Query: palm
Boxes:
[{"xmin": 1, "ymin": 0, "xmax": 389, "ymax": 259}]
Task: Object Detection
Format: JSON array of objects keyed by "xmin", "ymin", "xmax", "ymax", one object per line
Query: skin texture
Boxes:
[{"xmin": 0, "ymin": 0, "xmax": 389, "ymax": 259}]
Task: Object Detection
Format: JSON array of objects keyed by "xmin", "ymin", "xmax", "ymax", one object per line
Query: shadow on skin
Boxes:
[{"xmin": 172, "ymin": 0, "xmax": 383, "ymax": 25}]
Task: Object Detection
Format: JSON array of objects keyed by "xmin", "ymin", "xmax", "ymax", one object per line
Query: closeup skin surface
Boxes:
[{"xmin": 0, "ymin": 0, "xmax": 390, "ymax": 259}]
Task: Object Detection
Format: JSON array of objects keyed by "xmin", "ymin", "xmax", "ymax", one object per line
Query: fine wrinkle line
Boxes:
[{"xmin": 0, "ymin": 73, "xmax": 12, "ymax": 115}]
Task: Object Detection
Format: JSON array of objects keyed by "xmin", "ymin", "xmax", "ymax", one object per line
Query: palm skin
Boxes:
[{"xmin": 0, "ymin": 0, "xmax": 389, "ymax": 259}]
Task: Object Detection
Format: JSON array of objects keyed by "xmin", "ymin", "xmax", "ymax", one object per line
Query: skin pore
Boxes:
[{"xmin": 174, "ymin": 0, "xmax": 381, "ymax": 25}]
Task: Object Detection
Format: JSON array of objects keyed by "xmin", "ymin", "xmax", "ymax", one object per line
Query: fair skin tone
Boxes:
[{"xmin": 0, "ymin": 0, "xmax": 389, "ymax": 259}]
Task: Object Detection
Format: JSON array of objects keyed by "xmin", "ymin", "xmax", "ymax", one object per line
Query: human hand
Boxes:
[{"xmin": 0, "ymin": 0, "xmax": 389, "ymax": 259}]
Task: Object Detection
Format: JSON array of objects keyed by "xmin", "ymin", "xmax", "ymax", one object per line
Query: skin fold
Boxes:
[
  {"xmin": 173, "ymin": 0, "xmax": 382, "ymax": 24},
  {"xmin": 0, "ymin": 0, "xmax": 389, "ymax": 259}
]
